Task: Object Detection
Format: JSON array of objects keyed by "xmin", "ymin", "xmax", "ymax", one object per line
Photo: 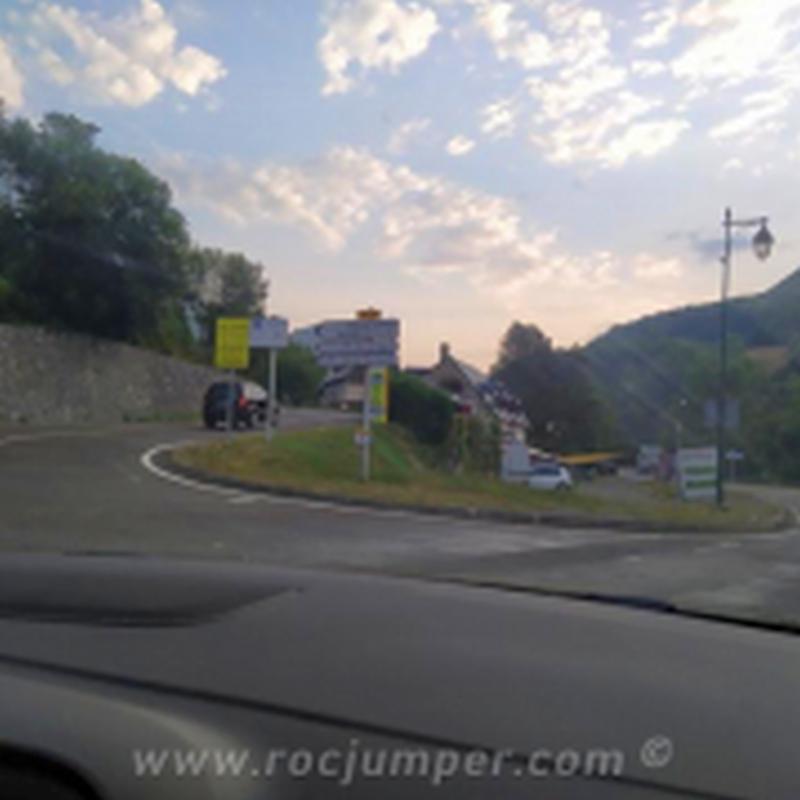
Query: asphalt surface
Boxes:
[{"xmin": 3, "ymin": 414, "xmax": 800, "ymax": 624}]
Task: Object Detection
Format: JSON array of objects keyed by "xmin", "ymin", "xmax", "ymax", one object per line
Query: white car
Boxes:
[{"xmin": 528, "ymin": 462, "xmax": 573, "ymax": 491}]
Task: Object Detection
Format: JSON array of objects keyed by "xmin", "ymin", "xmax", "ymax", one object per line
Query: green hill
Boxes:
[
  {"xmin": 583, "ymin": 268, "xmax": 800, "ymax": 453},
  {"xmin": 590, "ymin": 267, "xmax": 800, "ymax": 353}
]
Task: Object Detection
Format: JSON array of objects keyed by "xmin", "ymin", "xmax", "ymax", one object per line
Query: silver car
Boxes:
[{"xmin": 528, "ymin": 462, "xmax": 573, "ymax": 491}]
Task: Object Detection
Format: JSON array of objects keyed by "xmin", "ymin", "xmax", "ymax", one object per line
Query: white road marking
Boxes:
[
  {"xmin": 138, "ymin": 440, "xmax": 549, "ymax": 527},
  {"xmin": 139, "ymin": 442, "xmax": 247, "ymax": 500},
  {"xmin": 229, "ymin": 494, "xmax": 262, "ymax": 505}
]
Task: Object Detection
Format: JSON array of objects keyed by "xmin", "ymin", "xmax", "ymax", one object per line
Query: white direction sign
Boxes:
[
  {"xmin": 249, "ymin": 316, "xmax": 289, "ymax": 349},
  {"xmin": 677, "ymin": 447, "xmax": 717, "ymax": 502},
  {"xmin": 315, "ymin": 319, "xmax": 399, "ymax": 368}
]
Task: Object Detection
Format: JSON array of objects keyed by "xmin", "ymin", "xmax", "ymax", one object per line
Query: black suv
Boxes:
[{"xmin": 202, "ymin": 381, "xmax": 276, "ymax": 430}]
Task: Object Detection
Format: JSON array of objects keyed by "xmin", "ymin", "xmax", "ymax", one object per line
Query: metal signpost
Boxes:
[
  {"xmin": 249, "ymin": 316, "xmax": 289, "ymax": 442},
  {"xmin": 214, "ymin": 318, "xmax": 250, "ymax": 434},
  {"xmin": 360, "ymin": 366, "xmax": 389, "ymax": 481},
  {"xmin": 295, "ymin": 311, "xmax": 398, "ymax": 481}
]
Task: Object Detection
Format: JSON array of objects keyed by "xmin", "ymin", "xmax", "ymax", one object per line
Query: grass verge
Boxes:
[{"xmin": 172, "ymin": 425, "xmax": 787, "ymax": 532}]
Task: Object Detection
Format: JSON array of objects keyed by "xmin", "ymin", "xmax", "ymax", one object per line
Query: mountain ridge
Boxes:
[
  {"xmin": 581, "ymin": 266, "xmax": 800, "ymax": 447},
  {"xmin": 587, "ymin": 266, "xmax": 800, "ymax": 353}
]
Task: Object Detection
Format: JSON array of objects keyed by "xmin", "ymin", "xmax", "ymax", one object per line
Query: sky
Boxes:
[{"xmin": 1, "ymin": 0, "xmax": 799, "ymax": 369}]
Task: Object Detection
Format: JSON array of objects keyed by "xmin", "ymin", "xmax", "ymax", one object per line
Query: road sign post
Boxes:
[
  {"xmin": 249, "ymin": 317, "xmax": 288, "ymax": 443},
  {"xmin": 267, "ymin": 348, "xmax": 278, "ymax": 442},
  {"xmin": 214, "ymin": 318, "xmax": 250, "ymax": 436},
  {"xmin": 360, "ymin": 370, "xmax": 372, "ymax": 481},
  {"xmin": 359, "ymin": 366, "xmax": 389, "ymax": 481}
]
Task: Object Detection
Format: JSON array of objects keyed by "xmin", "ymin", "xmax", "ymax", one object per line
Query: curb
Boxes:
[{"xmin": 155, "ymin": 447, "xmax": 795, "ymax": 535}]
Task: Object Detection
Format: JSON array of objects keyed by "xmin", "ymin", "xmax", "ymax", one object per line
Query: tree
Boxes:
[
  {"xmin": 185, "ymin": 247, "xmax": 267, "ymax": 346},
  {"xmin": 389, "ymin": 371, "xmax": 454, "ymax": 446},
  {"xmin": 446, "ymin": 413, "xmax": 500, "ymax": 474},
  {"xmin": 747, "ymin": 373, "xmax": 800, "ymax": 482},
  {"xmin": 0, "ymin": 107, "xmax": 272, "ymax": 359},
  {"xmin": 493, "ymin": 322, "xmax": 552, "ymax": 372},
  {"xmin": 0, "ymin": 109, "xmax": 192, "ymax": 348},
  {"xmin": 248, "ymin": 344, "xmax": 324, "ymax": 407},
  {"xmin": 492, "ymin": 323, "xmax": 615, "ymax": 452}
]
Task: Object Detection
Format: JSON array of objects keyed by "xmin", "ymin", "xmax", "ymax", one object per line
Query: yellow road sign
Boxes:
[
  {"xmin": 214, "ymin": 317, "xmax": 250, "ymax": 369},
  {"xmin": 367, "ymin": 366, "xmax": 389, "ymax": 424}
]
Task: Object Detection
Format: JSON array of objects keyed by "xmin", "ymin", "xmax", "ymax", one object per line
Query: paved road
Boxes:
[{"xmin": 3, "ymin": 416, "xmax": 800, "ymax": 624}]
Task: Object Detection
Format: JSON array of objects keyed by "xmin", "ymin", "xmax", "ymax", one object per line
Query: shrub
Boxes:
[
  {"xmin": 446, "ymin": 414, "xmax": 501, "ymax": 474},
  {"xmin": 389, "ymin": 371, "xmax": 454, "ymax": 446}
]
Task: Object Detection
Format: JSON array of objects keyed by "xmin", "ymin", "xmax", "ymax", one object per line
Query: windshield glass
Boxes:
[{"xmin": 1, "ymin": 0, "xmax": 799, "ymax": 631}]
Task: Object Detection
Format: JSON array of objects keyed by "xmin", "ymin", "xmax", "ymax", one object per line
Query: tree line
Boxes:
[
  {"xmin": 0, "ymin": 106, "xmax": 265, "ymax": 356},
  {"xmin": 10, "ymin": 108, "xmax": 792, "ymax": 475}
]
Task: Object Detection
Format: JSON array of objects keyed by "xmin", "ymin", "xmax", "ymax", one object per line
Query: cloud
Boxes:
[
  {"xmin": 469, "ymin": 0, "xmax": 553, "ymax": 69},
  {"xmin": 526, "ymin": 3, "xmax": 692, "ymax": 168},
  {"xmin": 387, "ymin": 117, "xmax": 431, "ymax": 153},
  {"xmin": 634, "ymin": 2, "xmax": 679, "ymax": 50},
  {"xmin": 445, "ymin": 134, "xmax": 475, "ymax": 156},
  {"xmin": 465, "ymin": 2, "xmax": 691, "ymax": 168},
  {"xmin": 631, "ymin": 59, "xmax": 668, "ymax": 78},
  {"xmin": 632, "ymin": 254, "xmax": 684, "ymax": 281},
  {"xmin": 669, "ymin": 0, "xmax": 800, "ymax": 139},
  {"xmin": 597, "ymin": 118, "xmax": 690, "ymax": 168},
  {"xmin": 318, "ymin": 0, "xmax": 439, "ymax": 95},
  {"xmin": 37, "ymin": 47, "xmax": 74, "ymax": 85},
  {"xmin": 671, "ymin": 0, "xmax": 800, "ymax": 88},
  {"xmin": 460, "ymin": 0, "xmax": 800, "ymax": 165},
  {"xmin": 480, "ymin": 97, "xmax": 517, "ymax": 138},
  {"xmin": 721, "ymin": 157, "xmax": 743, "ymax": 173},
  {"xmin": 28, "ymin": 0, "xmax": 225, "ymax": 106},
  {"xmin": 668, "ymin": 228, "xmax": 753, "ymax": 261},
  {"xmin": 709, "ymin": 88, "xmax": 789, "ymax": 142},
  {"xmin": 163, "ymin": 145, "xmax": 679, "ymax": 302},
  {"xmin": 528, "ymin": 84, "xmax": 688, "ymax": 168},
  {"xmin": 0, "ymin": 38, "xmax": 24, "ymax": 108},
  {"xmin": 163, "ymin": 147, "xmax": 430, "ymax": 250}
]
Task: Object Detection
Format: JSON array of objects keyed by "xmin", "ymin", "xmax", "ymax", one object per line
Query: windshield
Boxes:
[{"xmin": 1, "ymin": 0, "xmax": 799, "ymax": 634}]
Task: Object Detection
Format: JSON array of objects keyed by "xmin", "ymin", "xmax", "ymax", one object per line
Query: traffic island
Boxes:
[{"xmin": 166, "ymin": 426, "xmax": 791, "ymax": 534}]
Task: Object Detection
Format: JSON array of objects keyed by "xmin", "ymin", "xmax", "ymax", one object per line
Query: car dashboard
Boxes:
[{"xmin": 0, "ymin": 554, "xmax": 797, "ymax": 799}]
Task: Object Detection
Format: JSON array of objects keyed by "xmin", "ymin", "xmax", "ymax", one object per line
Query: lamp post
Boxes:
[{"xmin": 716, "ymin": 208, "xmax": 774, "ymax": 507}]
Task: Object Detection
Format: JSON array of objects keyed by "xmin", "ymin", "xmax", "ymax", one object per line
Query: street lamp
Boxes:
[
  {"xmin": 716, "ymin": 208, "xmax": 774, "ymax": 507},
  {"xmin": 752, "ymin": 219, "xmax": 775, "ymax": 261}
]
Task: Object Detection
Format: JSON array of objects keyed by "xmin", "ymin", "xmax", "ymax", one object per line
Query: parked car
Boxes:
[
  {"xmin": 528, "ymin": 462, "xmax": 573, "ymax": 491},
  {"xmin": 202, "ymin": 380, "xmax": 276, "ymax": 430}
]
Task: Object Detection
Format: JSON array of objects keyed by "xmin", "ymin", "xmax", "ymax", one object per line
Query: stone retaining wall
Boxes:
[{"xmin": 0, "ymin": 324, "xmax": 224, "ymax": 424}]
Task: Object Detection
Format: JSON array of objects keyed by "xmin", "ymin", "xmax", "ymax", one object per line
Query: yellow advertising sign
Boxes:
[
  {"xmin": 367, "ymin": 366, "xmax": 389, "ymax": 424},
  {"xmin": 214, "ymin": 317, "xmax": 250, "ymax": 370}
]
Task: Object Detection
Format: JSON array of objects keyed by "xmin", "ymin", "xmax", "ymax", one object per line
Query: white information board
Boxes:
[
  {"xmin": 249, "ymin": 316, "xmax": 289, "ymax": 349},
  {"xmin": 315, "ymin": 319, "xmax": 399, "ymax": 368},
  {"xmin": 677, "ymin": 447, "xmax": 718, "ymax": 502}
]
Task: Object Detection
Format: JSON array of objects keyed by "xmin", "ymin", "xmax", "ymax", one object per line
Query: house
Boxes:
[
  {"xmin": 317, "ymin": 366, "xmax": 366, "ymax": 410},
  {"xmin": 412, "ymin": 343, "xmax": 529, "ymax": 442}
]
